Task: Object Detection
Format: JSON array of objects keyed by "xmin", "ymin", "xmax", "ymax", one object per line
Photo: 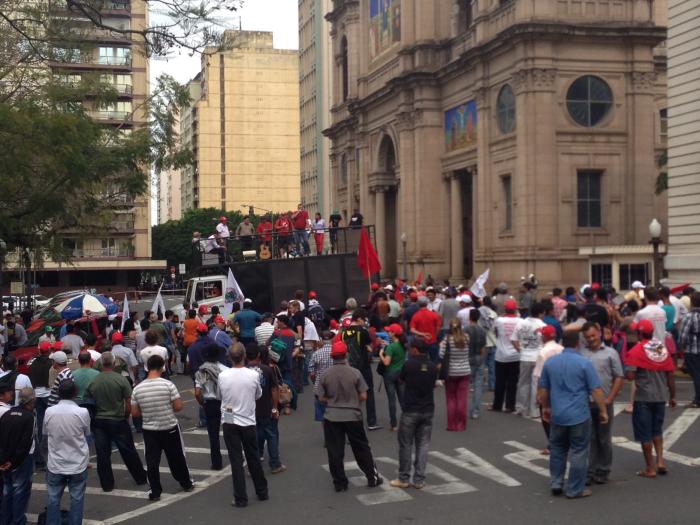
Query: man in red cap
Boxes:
[
  {"xmin": 209, "ymin": 315, "xmax": 233, "ymax": 356},
  {"xmin": 109, "ymin": 331, "xmax": 140, "ymax": 384},
  {"xmin": 216, "ymin": 216, "xmax": 230, "ymax": 239},
  {"xmin": 624, "ymin": 319, "xmax": 676, "ymax": 478},
  {"xmin": 319, "ymin": 340, "xmax": 382, "ymax": 491},
  {"xmin": 491, "ymin": 299, "xmax": 520, "ymax": 412},
  {"xmin": 28, "ymin": 340, "xmax": 53, "ymax": 470}
]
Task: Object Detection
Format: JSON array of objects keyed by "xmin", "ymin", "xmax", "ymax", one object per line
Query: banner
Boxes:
[
  {"xmin": 120, "ymin": 293, "xmax": 129, "ymax": 332},
  {"xmin": 470, "ymin": 268, "xmax": 490, "ymax": 299},
  {"xmin": 223, "ymin": 268, "xmax": 245, "ymax": 318}
]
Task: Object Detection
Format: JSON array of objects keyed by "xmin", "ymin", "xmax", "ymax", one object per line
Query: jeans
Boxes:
[
  {"xmin": 46, "ymin": 469, "xmax": 87, "ymax": 525},
  {"xmin": 427, "ymin": 343, "xmax": 439, "ymax": 364},
  {"xmin": 485, "ymin": 347, "xmax": 496, "ymax": 390},
  {"xmin": 256, "ymin": 418, "xmax": 281, "ymax": 469},
  {"xmin": 515, "ymin": 361, "xmax": 537, "ymax": 417},
  {"xmin": 222, "ymin": 423, "xmax": 268, "ymax": 505},
  {"xmin": 359, "ymin": 366, "xmax": 377, "ymax": 427},
  {"xmin": 293, "ymin": 229, "xmax": 310, "ymax": 256},
  {"xmin": 2, "ymin": 453, "xmax": 33, "ymax": 525},
  {"xmin": 142, "ymin": 426, "xmax": 193, "ymax": 498},
  {"xmin": 203, "ymin": 399, "xmax": 223, "ymax": 469},
  {"xmin": 445, "ymin": 375, "xmax": 469, "ymax": 430},
  {"xmin": 470, "ymin": 358, "xmax": 485, "ymax": 417},
  {"xmin": 398, "ymin": 412, "xmax": 433, "ymax": 485},
  {"xmin": 323, "ymin": 420, "xmax": 380, "ymax": 490},
  {"xmin": 34, "ymin": 397, "xmax": 48, "ymax": 467},
  {"xmin": 383, "ymin": 370, "xmax": 405, "ymax": 428},
  {"xmin": 685, "ymin": 353, "xmax": 700, "ymax": 404},
  {"xmin": 493, "ymin": 360, "xmax": 519, "ymax": 411},
  {"xmin": 549, "ymin": 418, "xmax": 592, "ymax": 497},
  {"xmin": 588, "ymin": 404, "xmax": 614, "ymax": 481},
  {"xmin": 92, "ymin": 418, "xmax": 147, "ymax": 491}
]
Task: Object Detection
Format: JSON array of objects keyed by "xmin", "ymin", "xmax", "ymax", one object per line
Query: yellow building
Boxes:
[{"xmin": 181, "ymin": 30, "xmax": 301, "ymax": 213}]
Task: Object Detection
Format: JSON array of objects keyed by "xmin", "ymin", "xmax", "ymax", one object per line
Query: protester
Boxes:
[
  {"xmin": 319, "ymin": 340, "xmax": 382, "ymax": 491},
  {"xmin": 491, "ymin": 299, "xmax": 520, "ymax": 412},
  {"xmin": 379, "ymin": 323, "xmax": 406, "ymax": 431},
  {"xmin": 309, "ymin": 331, "xmax": 333, "ymax": 424},
  {"xmin": 47, "ymin": 351, "xmax": 73, "ymax": 408},
  {"xmin": 194, "ymin": 344, "xmax": 228, "ymax": 470},
  {"xmin": 538, "ymin": 331, "xmax": 608, "ymax": 499},
  {"xmin": 624, "ymin": 319, "xmax": 676, "ymax": 478},
  {"xmin": 43, "ymin": 381, "xmax": 91, "ymax": 525},
  {"xmin": 28, "ymin": 341, "xmax": 53, "ymax": 470},
  {"xmin": 410, "ymin": 296, "xmax": 442, "ymax": 363},
  {"xmin": 478, "ymin": 296, "xmax": 498, "ymax": 391},
  {"xmin": 511, "ymin": 302, "xmax": 546, "ymax": 417},
  {"xmin": 235, "ymin": 300, "xmax": 262, "ymax": 345},
  {"xmin": 439, "ymin": 319, "xmax": 471, "ymax": 430},
  {"xmin": 131, "ymin": 355, "xmax": 194, "ymax": 500},
  {"xmin": 679, "ymin": 291, "xmax": 700, "ymax": 407},
  {"xmin": 312, "ymin": 212, "xmax": 325, "ymax": 255},
  {"xmin": 465, "ymin": 309, "xmax": 487, "ymax": 419},
  {"xmin": 255, "ymin": 313, "xmax": 276, "ymax": 347},
  {"xmin": 139, "ymin": 329, "xmax": 169, "ymax": 376},
  {"xmin": 219, "ymin": 343, "xmax": 269, "ymax": 507},
  {"xmin": 532, "ymin": 325, "xmax": 563, "ymax": 454}
]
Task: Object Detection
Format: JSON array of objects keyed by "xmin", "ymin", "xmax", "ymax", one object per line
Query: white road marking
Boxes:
[
  {"xmin": 503, "ymin": 441, "xmax": 550, "ymax": 478},
  {"xmin": 662, "ymin": 408, "xmax": 700, "ymax": 449},
  {"xmin": 613, "ymin": 403, "xmax": 629, "ymax": 417},
  {"xmin": 375, "ymin": 456, "xmax": 477, "ymax": 495},
  {"xmin": 322, "ymin": 462, "xmax": 413, "ymax": 505},
  {"xmin": 27, "ymin": 514, "xmax": 103, "ymax": 525},
  {"xmin": 612, "ymin": 437, "xmax": 700, "ymax": 467},
  {"xmin": 429, "ymin": 448, "xmax": 521, "ymax": 487},
  {"xmin": 110, "ymin": 464, "xmax": 228, "ymax": 478},
  {"xmin": 182, "ymin": 429, "xmax": 223, "ymax": 436},
  {"xmin": 134, "ymin": 443, "xmax": 211, "ymax": 454},
  {"xmin": 32, "ymin": 484, "xmax": 159, "ymax": 499}
]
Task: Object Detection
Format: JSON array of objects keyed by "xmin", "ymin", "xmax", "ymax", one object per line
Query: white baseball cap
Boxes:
[
  {"xmin": 49, "ymin": 351, "xmax": 68, "ymax": 365},
  {"xmin": 384, "ymin": 285, "xmax": 394, "ymax": 292},
  {"xmin": 631, "ymin": 281, "xmax": 645, "ymax": 289},
  {"xmin": 458, "ymin": 294, "xmax": 472, "ymax": 304}
]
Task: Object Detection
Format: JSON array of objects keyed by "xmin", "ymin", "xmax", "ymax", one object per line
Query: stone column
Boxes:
[
  {"xmin": 450, "ymin": 174, "xmax": 464, "ymax": 281},
  {"xmin": 375, "ymin": 187, "xmax": 386, "ymax": 270}
]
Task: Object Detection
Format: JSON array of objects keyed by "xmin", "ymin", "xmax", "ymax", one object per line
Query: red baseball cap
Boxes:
[
  {"xmin": 591, "ymin": 282, "xmax": 601, "ymax": 290},
  {"xmin": 329, "ymin": 319, "xmax": 339, "ymax": 329},
  {"xmin": 541, "ymin": 325, "xmax": 556, "ymax": 339},
  {"xmin": 214, "ymin": 315, "xmax": 226, "ymax": 325},
  {"xmin": 111, "ymin": 331, "xmax": 124, "ymax": 343},
  {"xmin": 331, "ymin": 341, "xmax": 347, "ymax": 359},
  {"xmin": 637, "ymin": 319, "xmax": 654, "ymax": 336},
  {"xmin": 52, "ymin": 341, "xmax": 63, "ymax": 351},
  {"xmin": 198, "ymin": 305, "xmax": 210, "ymax": 315},
  {"xmin": 504, "ymin": 299, "xmax": 518, "ymax": 311},
  {"xmin": 39, "ymin": 341, "xmax": 52, "ymax": 353},
  {"xmin": 196, "ymin": 323, "xmax": 209, "ymax": 333},
  {"xmin": 220, "ymin": 216, "xmax": 227, "ymax": 222},
  {"xmin": 371, "ymin": 283, "xmax": 379, "ymax": 291},
  {"xmin": 385, "ymin": 323, "xmax": 404, "ymax": 336},
  {"xmin": 342, "ymin": 318, "xmax": 352, "ymax": 328},
  {"xmin": 308, "ymin": 291, "xmax": 317, "ymax": 299},
  {"xmin": 409, "ymin": 292, "xmax": 418, "ymax": 301}
]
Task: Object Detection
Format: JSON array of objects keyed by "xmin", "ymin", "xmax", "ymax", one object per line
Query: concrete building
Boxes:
[
  {"xmin": 664, "ymin": 0, "xmax": 700, "ymax": 287},
  {"xmin": 299, "ymin": 0, "xmax": 334, "ymax": 216},
  {"xmin": 181, "ymin": 30, "xmax": 301, "ymax": 214},
  {"xmin": 325, "ymin": 0, "xmax": 668, "ymax": 288}
]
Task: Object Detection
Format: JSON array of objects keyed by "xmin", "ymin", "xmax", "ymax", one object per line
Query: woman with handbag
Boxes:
[
  {"xmin": 439, "ymin": 319, "xmax": 471, "ymax": 431},
  {"xmin": 378, "ymin": 324, "xmax": 407, "ymax": 431}
]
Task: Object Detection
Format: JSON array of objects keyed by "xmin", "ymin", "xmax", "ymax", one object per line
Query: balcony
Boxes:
[
  {"xmin": 96, "ymin": 55, "xmax": 132, "ymax": 66},
  {"xmin": 70, "ymin": 247, "xmax": 134, "ymax": 259},
  {"xmin": 89, "ymin": 110, "xmax": 132, "ymax": 121},
  {"xmin": 105, "ymin": 0, "xmax": 130, "ymax": 10},
  {"xmin": 109, "ymin": 220, "xmax": 135, "ymax": 233},
  {"xmin": 112, "ymin": 83, "xmax": 133, "ymax": 95}
]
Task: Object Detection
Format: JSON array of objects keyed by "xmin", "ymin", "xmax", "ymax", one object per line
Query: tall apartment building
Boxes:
[
  {"xmin": 299, "ymin": 0, "xmax": 334, "ymax": 216},
  {"xmin": 665, "ymin": 0, "xmax": 700, "ymax": 287},
  {"xmin": 326, "ymin": 0, "xmax": 668, "ymax": 287},
  {"xmin": 180, "ymin": 31, "xmax": 301, "ymax": 214},
  {"xmin": 6, "ymin": 0, "xmax": 164, "ymax": 294}
]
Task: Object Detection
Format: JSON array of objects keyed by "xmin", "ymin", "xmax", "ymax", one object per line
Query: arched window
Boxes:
[
  {"xmin": 496, "ymin": 84, "xmax": 516, "ymax": 134},
  {"xmin": 340, "ymin": 37, "xmax": 349, "ymax": 101},
  {"xmin": 566, "ymin": 75, "xmax": 613, "ymax": 127}
]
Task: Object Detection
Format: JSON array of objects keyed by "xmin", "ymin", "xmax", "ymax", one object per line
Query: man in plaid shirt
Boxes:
[
  {"xmin": 680, "ymin": 292, "xmax": 700, "ymax": 408},
  {"xmin": 309, "ymin": 331, "xmax": 334, "ymax": 422}
]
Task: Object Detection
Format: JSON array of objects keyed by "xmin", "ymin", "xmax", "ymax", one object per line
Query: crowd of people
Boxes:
[
  {"xmin": 0, "ymin": 276, "xmax": 698, "ymax": 521},
  {"xmin": 193, "ymin": 205, "xmax": 367, "ymax": 263}
]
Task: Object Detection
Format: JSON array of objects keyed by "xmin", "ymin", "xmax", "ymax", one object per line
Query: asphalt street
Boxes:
[{"xmin": 26, "ymin": 370, "xmax": 700, "ymax": 525}]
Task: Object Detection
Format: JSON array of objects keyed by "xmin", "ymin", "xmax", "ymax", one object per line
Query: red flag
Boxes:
[
  {"xmin": 394, "ymin": 280, "xmax": 404, "ymax": 305},
  {"xmin": 357, "ymin": 227, "xmax": 382, "ymax": 278},
  {"xmin": 415, "ymin": 271, "xmax": 423, "ymax": 285},
  {"xmin": 624, "ymin": 339, "xmax": 675, "ymax": 372}
]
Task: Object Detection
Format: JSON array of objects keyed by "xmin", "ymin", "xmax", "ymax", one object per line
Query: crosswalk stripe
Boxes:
[
  {"xmin": 110, "ymin": 464, "xmax": 228, "ymax": 477},
  {"xmin": 430, "ymin": 448, "xmax": 521, "ymax": 487},
  {"xmin": 32, "ymin": 484, "xmax": 160, "ymax": 499},
  {"xmin": 612, "ymin": 436, "xmax": 700, "ymax": 467},
  {"xmin": 27, "ymin": 513, "xmax": 104, "ymax": 525},
  {"xmin": 133, "ymin": 443, "xmax": 212, "ymax": 454},
  {"xmin": 182, "ymin": 429, "xmax": 223, "ymax": 436},
  {"xmin": 503, "ymin": 441, "xmax": 550, "ymax": 478},
  {"xmin": 662, "ymin": 408, "xmax": 700, "ymax": 449},
  {"xmin": 375, "ymin": 456, "xmax": 477, "ymax": 495}
]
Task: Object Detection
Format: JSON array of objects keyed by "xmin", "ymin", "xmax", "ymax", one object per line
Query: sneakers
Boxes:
[
  {"xmin": 183, "ymin": 483, "xmax": 195, "ymax": 492},
  {"xmin": 390, "ymin": 479, "xmax": 410, "ymax": 489},
  {"xmin": 367, "ymin": 425, "xmax": 383, "ymax": 431},
  {"xmin": 367, "ymin": 476, "xmax": 384, "ymax": 488},
  {"xmin": 231, "ymin": 499, "xmax": 247, "ymax": 508},
  {"xmin": 270, "ymin": 465, "xmax": 287, "ymax": 474}
]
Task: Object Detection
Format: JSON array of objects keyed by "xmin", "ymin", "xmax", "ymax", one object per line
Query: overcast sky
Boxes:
[{"xmin": 151, "ymin": 0, "xmax": 299, "ymax": 223}]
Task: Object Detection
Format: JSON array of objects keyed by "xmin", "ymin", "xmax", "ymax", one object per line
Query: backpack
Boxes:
[
  {"xmin": 269, "ymin": 338, "xmax": 288, "ymax": 364},
  {"xmin": 307, "ymin": 303, "xmax": 326, "ymax": 330},
  {"xmin": 342, "ymin": 327, "xmax": 367, "ymax": 369}
]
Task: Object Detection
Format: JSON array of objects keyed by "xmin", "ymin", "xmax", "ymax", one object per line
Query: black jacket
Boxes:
[{"xmin": 0, "ymin": 407, "xmax": 35, "ymax": 469}]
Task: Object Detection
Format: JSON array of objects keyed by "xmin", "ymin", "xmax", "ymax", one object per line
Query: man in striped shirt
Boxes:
[
  {"xmin": 131, "ymin": 354, "xmax": 193, "ymax": 501},
  {"xmin": 47, "ymin": 351, "xmax": 73, "ymax": 407},
  {"xmin": 255, "ymin": 313, "xmax": 276, "ymax": 347}
]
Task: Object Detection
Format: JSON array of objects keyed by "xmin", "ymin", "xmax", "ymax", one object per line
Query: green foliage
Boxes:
[{"xmin": 152, "ymin": 208, "xmax": 264, "ymax": 266}]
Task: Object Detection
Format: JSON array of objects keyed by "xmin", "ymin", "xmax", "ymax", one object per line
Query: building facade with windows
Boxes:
[
  {"xmin": 325, "ymin": 0, "xmax": 668, "ymax": 286},
  {"xmin": 299, "ymin": 0, "xmax": 334, "ymax": 216},
  {"xmin": 664, "ymin": 0, "xmax": 700, "ymax": 288},
  {"xmin": 180, "ymin": 31, "xmax": 301, "ymax": 214}
]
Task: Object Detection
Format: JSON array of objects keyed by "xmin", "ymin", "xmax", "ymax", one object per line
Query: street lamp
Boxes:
[
  {"xmin": 400, "ymin": 232, "xmax": 407, "ymax": 280},
  {"xmin": 649, "ymin": 218, "xmax": 662, "ymax": 287}
]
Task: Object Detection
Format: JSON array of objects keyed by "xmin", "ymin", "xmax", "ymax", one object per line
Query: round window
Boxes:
[
  {"xmin": 496, "ymin": 84, "xmax": 516, "ymax": 134},
  {"xmin": 566, "ymin": 75, "xmax": 613, "ymax": 127}
]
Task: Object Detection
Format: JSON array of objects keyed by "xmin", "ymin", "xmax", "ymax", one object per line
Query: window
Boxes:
[
  {"xmin": 194, "ymin": 281, "xmax": 223, "ymax": 302},
  {"xmin": 619, "ymin": 263, "xmax": 649, "ymax": 291},
  {"xmin": 340, "ymin": 153, "xmax": 348, "ymax": 186},
  {"xmin": 566, "ymin": 75, "xmax": 613, "ymax": 127},
  {"xmin": 462, "ymin": 0, "xmax": 473, "ymax": 29},
  {"xmin": 497, "ymin": 84, "xmax": 516, "ymax": 134},
  {"xmin": 98, "ymin": 47, "xmax": 131, "ymax": 65},
  {"xmin": 659, "ymin": 108, "xmax": 668, "ymax": 139},
  {"xmin": 502, "ymin": 176, "xmax": 512, "ymax": 231},
  {"xmin": 591, "ymin": 263, "xmax": 613, "ymax": 289},
  {"xmin": 577, "ymin": 170, "xmax": 602, "ymax": 228},
  {"xmin": 340, "ymin": 37, "xmax": 348, "ymax": 102}
]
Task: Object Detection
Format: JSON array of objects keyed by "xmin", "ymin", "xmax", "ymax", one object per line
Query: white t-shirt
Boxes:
[
  {"xmin": 86, "ymin": 349, "xmax": 101, "ymax": 363},
  {"xmin": 511, "ymin": 317, "xmax": 546, "ymax": 362},
  {"xmin": 218, "ymin": 366, "xmax": 261, "ymax": 427},
  {"xmin": 216, "ymin": 222, "xmax": 230, "ymax": 238},
  {"xmin": 0, "ymin": 371, "xmax": 33, "ymax": 406},
  {"xmin": 635, "ymin": 305, "xmax": 668, "ymax": 342},
  {"xmin": 205, "ymin": 235, "xmax": 219, "ymax": 253},
  {"xmin": 456, "ymin": 307, "xmax": 473, "ymax": 330},
  {"xmin": 139, "ymin": 345, "xmax": 168, "ymax": 372},
  {"xmin": 495, "ymin": 316, "xmax": 520, "ymax": 363},
  {"xmin": 303, "ymin": 317, "xmax": 320, "ymax": 342}
]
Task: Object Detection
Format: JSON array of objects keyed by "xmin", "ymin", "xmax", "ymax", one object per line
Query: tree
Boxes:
[
  {"xmin": 0, "ymin": 0, "xmax": 242, "ymax": 264},
  {"xmin": 152, "ymin": 208, "xmax": 263, "ymax": 267}
]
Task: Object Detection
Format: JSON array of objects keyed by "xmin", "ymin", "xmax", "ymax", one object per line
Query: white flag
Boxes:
[
  {"xmin": 151, "ymin": 283, "xmax": 166, "ymax": 317},
  {"xmin": 120, "ymin": 293, "xmax": 129, "ymax": 332},
  {"xmin": 470, "ymin": 268, "xmax": 490, "ymax": 299},
  {"xmin": 223, "ymin": 267, "xmax": 245, "ymax": 318}
]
